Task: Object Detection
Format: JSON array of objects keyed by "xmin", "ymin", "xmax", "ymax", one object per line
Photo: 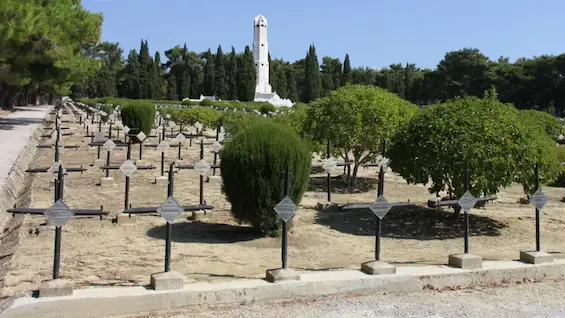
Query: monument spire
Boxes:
[{"xmin": 253, "ymin": 14, "xmax": 272, "ymax": 95}]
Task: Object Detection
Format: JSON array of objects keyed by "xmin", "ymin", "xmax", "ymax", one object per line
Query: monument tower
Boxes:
[
  {"xmin": 253, "ymin": 14, "xmax": 272, "ymax": 94},
  {"xmin": 252, "ymin": 14, "xmax": 293, "ymax": 107}
]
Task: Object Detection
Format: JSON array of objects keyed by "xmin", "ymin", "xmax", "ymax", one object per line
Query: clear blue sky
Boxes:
[{"xmin": 82, "ymin": 0, "xmax": 565, "ymax": 69}]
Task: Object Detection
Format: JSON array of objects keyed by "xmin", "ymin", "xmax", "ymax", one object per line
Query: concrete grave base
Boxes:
[
  {"xmin": 155, "ymin": 175, "xmax": 168, "ymax": 185},
  {"xmin": 150, "ymin": 271, "xmax": 185, "ymax": 291},
  {"xmin": 39, "ymin": 279, "xmax": 73, "ymax": 298},
  {"xmin": 448, "ymin": 253, "xmax": 482, "ymax": 269},
  {"xmin": 520, "ymin": 251, "xmax": 553, "ymax": 264},
  {"xmin": 115, "ymin": 214, "xmax": 137, "ymax": 225},
  {"xmin": 135, "ymin": 159, "xmax": 149, "ymax": 167},
  {"xmin": 361, "ymin": 260, "xmax": 396, "ymax": 275},
  {"xmin": 265, "ymin": 268, "xmax": 301, "ymax": 283},
  {"xmin": 206, "ymin": 175, "xmax": 222, "ymax": 184},
  {"xmin": 92, "ymin": 159, "xmax": 105, "ymax": 167},
  {"xmin": 99, "ymin": 177, "xmax": 114, "ymax": 187},
  {"xmin": 189, "ymin": 210, "xmax": 207, "ymax": 220}
]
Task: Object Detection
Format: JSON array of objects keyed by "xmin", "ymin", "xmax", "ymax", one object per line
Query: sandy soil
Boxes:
[{"xmin": 3, "ymin": 116, "xmax": 565, "ymax": 295}]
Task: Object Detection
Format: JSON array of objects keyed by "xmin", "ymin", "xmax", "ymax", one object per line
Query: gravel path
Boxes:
[{"xmin": 117, "ymin": 280, "xmax": 565, "ymax": 318}]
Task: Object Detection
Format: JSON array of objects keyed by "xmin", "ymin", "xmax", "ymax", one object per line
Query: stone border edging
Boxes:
[
  {"xmin": 3, "ymin": 259, "xmax": 565, "ymax": 318},
  {"xmin": 0, "ymin": 106, "xmax": 52, "ymax": 305}
]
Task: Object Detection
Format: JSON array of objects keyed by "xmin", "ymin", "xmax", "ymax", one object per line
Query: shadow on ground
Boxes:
[
  {"xmin": 146, "ymin": 220, "xmax": 263, "ymax": 243},
  {"xmin": 308, "ymin": 175, "xmax": 377, "ymax": 194},
  {"xmin": 0, "ymin": 117, "xmax": 45, "ymax": 130},
  {"xmin": 316, "ymin": 205, "xmax": 507, "ymax": 240}
]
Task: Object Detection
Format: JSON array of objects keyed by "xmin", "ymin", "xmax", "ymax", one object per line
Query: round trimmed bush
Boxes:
[
  {"xmin": 200, "ymin": 98, "xmax": 213, "ymax": 107},
  {"xmin": 120, "ymin": 100, "xmax": 156, "ymax": 143},
  {"xmin": 220, "ymin": 121, "xmax": 312, "ymax": 236}
]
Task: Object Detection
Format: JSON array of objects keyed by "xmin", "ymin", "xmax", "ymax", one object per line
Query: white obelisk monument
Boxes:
[{"xmin": 252, "ymin": 14, "xmax": 293, "ymax": 107}]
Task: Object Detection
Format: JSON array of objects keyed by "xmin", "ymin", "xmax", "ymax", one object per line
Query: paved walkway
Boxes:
[{"xmin": 0, "ymin": 105, "xmax": 51, "ymax": 186}]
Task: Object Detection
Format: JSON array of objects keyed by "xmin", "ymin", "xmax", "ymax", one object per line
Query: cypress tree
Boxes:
[
  {"xmin": 202, "ymin": 49, "xmax": 215, "ymax": 96},
  {"xmin": 285, "ymin": 64, "xmax": 299, "ymax": 102},
  {"xmin": 226, "ymin": 47, "xmax": 238, "ymax": 100},
  {"xmin": 238, "ymin": 46, "xmax": 256, "ymax": 101},
  {"xmin": 274, "ymin": 62, "xmax": 288, "ymax": 98},
  {"xmin": 215, "ymin": 45, "xmax": 227, "ymax": 99},
  {"xmin": 138, "ymin": 40, "xmax": 152, "ymax": 99},
  {"xmin": 166, "ymin": 74, "xmax": 178, "ymax": 100},
  {"xmin": 122, "ymin": 49, "xmax": 140, "ymax": 99},
  {"xmin": 180, "ymin": 60, "xmax": 191, "ymax": 99},
  {"xmin": 302, "ymin": 45, "xmax": 321, "ymax": 102},
  {"xmin": 342, "ymin": 53, "xmax": 352, "ymax": 86},
  {"xmin": 153, "ymin": 51, "xmax": 164, "ymax": 99}
]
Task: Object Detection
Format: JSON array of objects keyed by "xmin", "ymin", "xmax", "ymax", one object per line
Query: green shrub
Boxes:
[
  {"xmin": 222, "ymin": 112, "xmax": 270, "ymax": 136},
  {"xmin": 550, "ymin": 146, "xmax": 565, "ymax": 187},
  {"xmin": 121, "ymin": 100, "xmax": 156, "ymax": 143},
  {"xmin": 178, "ymin": 107, "xmax": 221, "ymax": 129},
  {"xmin": 518, "ymin": 109, "xmax": 562, "ymax": 139},
  {"xmin": 259, "ymin": 102, "xmax": 276, "ymax": 114},
  {"xmin": 181, "ymin": 99, "xmax": 197, "ymax": 106},
  {"xmin": 200, "ymin": 98, "xmax": 213, "ymax": 107},
  {"xmin": 220, "ymin": 121, "xmax": 312, "ymax": 236}
]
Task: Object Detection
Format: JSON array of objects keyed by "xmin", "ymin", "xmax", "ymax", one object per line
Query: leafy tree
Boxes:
[
  {"xmin": 305, "ymin": 85, "xmax": 419, "ymax": 185},
  {"xmin": 388, "ymin": 90, "xmax": 560, "ymax": 206}
]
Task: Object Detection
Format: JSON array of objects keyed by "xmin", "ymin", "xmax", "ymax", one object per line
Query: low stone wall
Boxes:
[{"xmin": 0, "ymin": 108, "xmax": 51, "ymax": 303}]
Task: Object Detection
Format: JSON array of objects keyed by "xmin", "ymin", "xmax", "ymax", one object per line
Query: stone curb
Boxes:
[
  {"xmin": 3, "ymin": 259, "xmax": 565, "ymax": 318},
  {"xmin": 0, "ymin": 106, "xmax": 52, "ymax": 300}
]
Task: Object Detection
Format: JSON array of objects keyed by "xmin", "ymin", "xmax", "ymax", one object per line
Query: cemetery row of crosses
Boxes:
[{"xmin": 4, "ymin": 96, "xmax": 565, "ymax": 296}]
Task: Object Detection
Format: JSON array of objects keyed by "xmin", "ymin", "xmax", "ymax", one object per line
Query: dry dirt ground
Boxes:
[{"xmin": 3, "ymin": 116, "xmax": 565, "ymax": 296}]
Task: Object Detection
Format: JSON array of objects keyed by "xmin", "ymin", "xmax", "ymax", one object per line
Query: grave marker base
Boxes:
[
  {"xmin": 155, "ymin": 175, "xmax": 168, "ymax": 186},
  {"xmin": 448, "ymin": 253, "xmax": 482, "ymax": 269},
  {"xmin": 135, "ymin": 159, "xmax": 149, "ymax": 166},
  {"xmin": 265, "ymin": 268, "xmax": 300, "ymax": 283},
  {"xmin": 361, "ymin": 260, "xmax": 396, "ymax": 275},
  {"xmin": 39, "ymin": 279, "xmax": 73, "ymax": 297},
  {"xmin": 150, "ymin": 271, "xmax": 185, "ymax": 291},
  {"xmin": 206, "ymin": 175, "xmax": 222, "ymax": 185},
  {"xmin": 519, "ymin": 251, "xmax": 553, "ymax": 264},
  {"xmin": 115, "ymin": 214, "xmax": 137, "ymax": 225},
  {"xmin": 92, "ymin": 159, "xmax": 105, "ymax": 167},
  {"xmin": 99, "ymin": 177, "xmax": 114, "ymax": 187},
  {"xmin": 189, "ymin": 210, "xmax": 207, "ymax": 220}
]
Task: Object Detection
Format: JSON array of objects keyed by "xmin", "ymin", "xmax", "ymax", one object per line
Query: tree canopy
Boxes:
[
  {"xmin": 387, "ymin": 90, "xmax": 561, "ymax": 199},
  {"xmin": 1, "ymin": 0, "xmax": 103, "ymax": 107},
  {"xmin": 304, "ymin": 85, "xmax": 419, "ymax": 185}
]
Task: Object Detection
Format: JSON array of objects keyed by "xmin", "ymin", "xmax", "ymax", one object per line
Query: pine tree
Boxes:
[
  {"xmin": 302, "ymin": 45, "xmax": 321, "ymax": 102},
  {"xmin": 238, "ymin": 46, "xmax": 256, "ymax": 101},
  {"xmin": 202, "ymin": 49, "xmax": 215, "ymax": 96},
  {"xmin": 214, "ymin": 46, "xmax": 227, "ymax": 100},
  {"xmin": 342, "ymin": 54, "xmax": 352, "ymax": 86},
  {"xmin": 226, "ymin": 47, "xmax": 238, "ymax": 100}
]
